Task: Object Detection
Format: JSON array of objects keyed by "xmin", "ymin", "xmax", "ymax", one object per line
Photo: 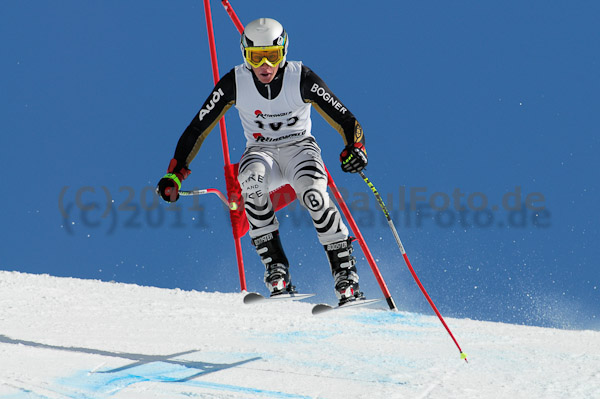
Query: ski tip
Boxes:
[
  {"xmin": 243, "ymin": 292, "xmax": 265, "ymax": 304},
  {"xmin": 311, "ymin": 304, "xmax": 333, "ymax": 315}
]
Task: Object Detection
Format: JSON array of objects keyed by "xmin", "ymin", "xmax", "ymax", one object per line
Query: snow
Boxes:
[{"xmin": 1, "ymin": 271, "xmax": 599, "ymax": 398}]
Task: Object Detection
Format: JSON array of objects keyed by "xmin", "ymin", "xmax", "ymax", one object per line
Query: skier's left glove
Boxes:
[
  {"xmin": 156, "ymin": 158, "xmax": 191, "ymax": 202},
  {"xmin": 340, "ymin": 143, "xmax": 368, "ymax": 173}
]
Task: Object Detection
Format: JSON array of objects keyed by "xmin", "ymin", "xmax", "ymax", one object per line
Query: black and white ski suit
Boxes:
[{"xmin": 171, "ymin": 61, "xmax": 366, "ymax": 245}]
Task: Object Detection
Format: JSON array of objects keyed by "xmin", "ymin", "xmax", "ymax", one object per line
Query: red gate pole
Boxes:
[
  {"xmin": 221, "ymin": 0, "xmax": 245, "ymax": 33},
  {"xmin": 203, "ymin": 0, "xmax": 246, "ymax": 291},
  {"xmin": 326, "ymin": 169, "xmax": 397, "ymax": 310}
]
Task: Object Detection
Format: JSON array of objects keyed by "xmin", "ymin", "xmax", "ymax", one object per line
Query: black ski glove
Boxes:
[
  {"xmin": 340, "ymin": 143, "xmax": 368, "ymax": 173},
  {"xmin": 156, "ymin": 159, "xmax": 191, "ymax": 202}
]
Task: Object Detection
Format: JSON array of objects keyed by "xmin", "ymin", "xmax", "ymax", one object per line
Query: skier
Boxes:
[{"xmin": 157, "ymin": 18, "xmax": 368, "ymax": 305}]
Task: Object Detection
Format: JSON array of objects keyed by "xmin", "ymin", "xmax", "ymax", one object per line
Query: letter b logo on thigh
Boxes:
[{"xmin": 302, "ymin": 189, "xmax": 324, "ymax": 212}]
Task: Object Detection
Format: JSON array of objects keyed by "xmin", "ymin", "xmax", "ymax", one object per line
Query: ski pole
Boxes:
[
  {"xmin": 179, "ymin": 188, "xmax": 238, "ymax": 210},
  {"xmin": 358, "ymin": 171, "xmax": 468, "ymax": 363}
]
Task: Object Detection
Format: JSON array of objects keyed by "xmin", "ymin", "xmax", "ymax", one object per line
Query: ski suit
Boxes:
[{"xmin": 171, "ymin": 61, "xmax": 366, "ymax": 245}]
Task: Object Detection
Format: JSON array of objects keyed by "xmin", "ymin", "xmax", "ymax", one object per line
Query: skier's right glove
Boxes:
[{"xmin": 156, "ymin": 158, "xmax": 191, "ymax": 203}]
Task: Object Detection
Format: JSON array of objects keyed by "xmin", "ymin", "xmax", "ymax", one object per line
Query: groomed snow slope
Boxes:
[{"xmin": 0, "ymin": 271, "xmax": 598, "ymax": 399}]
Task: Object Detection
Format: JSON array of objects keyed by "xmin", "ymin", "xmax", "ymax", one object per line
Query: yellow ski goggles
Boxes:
[{"xmin": 244, "ymin": 45, "xmax": 285, "ymax": 68}]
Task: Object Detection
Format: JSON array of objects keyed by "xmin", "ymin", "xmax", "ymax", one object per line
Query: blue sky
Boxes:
[{"xmin": 1, "ymin": 1, "xmax": 598, "ymax": 329}]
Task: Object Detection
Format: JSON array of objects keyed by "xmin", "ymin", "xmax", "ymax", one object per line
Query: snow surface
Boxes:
[{"xmin": 1, "ymin": 271, "xmax": 599, "ymax": 399}]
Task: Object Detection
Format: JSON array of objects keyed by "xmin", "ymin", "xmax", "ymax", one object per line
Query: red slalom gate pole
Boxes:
[
  {"xmin": 359, "ymin": 171, "xmax": 468, "ymax": 362},
  {"xmin": 327, "ymin": 170, "xmax": 397, "ymax": 310},
  {"xmin": 202, "ymin": 0, "xmax": 246, "ymax": 291},
  {"xmin": 221, "ymin": 0, "xmax": 244, "ymax": 33}
]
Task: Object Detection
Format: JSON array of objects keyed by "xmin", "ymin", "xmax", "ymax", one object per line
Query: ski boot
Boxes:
[
  {"xmin": 324, "ymin": 237, "xmax": 364, "ymax": 305},
  {"xmin": 252, "ymin": 230, "xmax": 296, "ymax": 296}
]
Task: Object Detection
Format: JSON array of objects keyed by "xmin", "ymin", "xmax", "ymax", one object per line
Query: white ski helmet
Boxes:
[{"xmin": 240, "ymin": 18, "xmax": 288, "ymax": 69}]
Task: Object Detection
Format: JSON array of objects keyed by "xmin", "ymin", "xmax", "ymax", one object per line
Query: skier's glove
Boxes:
[
  {"xmin": 156, "ymin": 159, "xmax": 191, "ymax": 202},
  {"xmin": 340, "ymin": 143, "xmax": 368, "ymax": 173}
]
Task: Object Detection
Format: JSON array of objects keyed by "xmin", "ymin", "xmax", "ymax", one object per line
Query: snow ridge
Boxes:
[{"xmin": 1, "ymin": 271, "xmax": 599, "ymax": 398}]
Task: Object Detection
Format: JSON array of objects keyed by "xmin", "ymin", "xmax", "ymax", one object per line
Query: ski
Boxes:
[
  {"xmin": 243, "ymin": 291, "xmax": 316, "ymax": 304},
  {"xmin": 311, "ymin": 298, "xmax": 384, "ymax": 315}
]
